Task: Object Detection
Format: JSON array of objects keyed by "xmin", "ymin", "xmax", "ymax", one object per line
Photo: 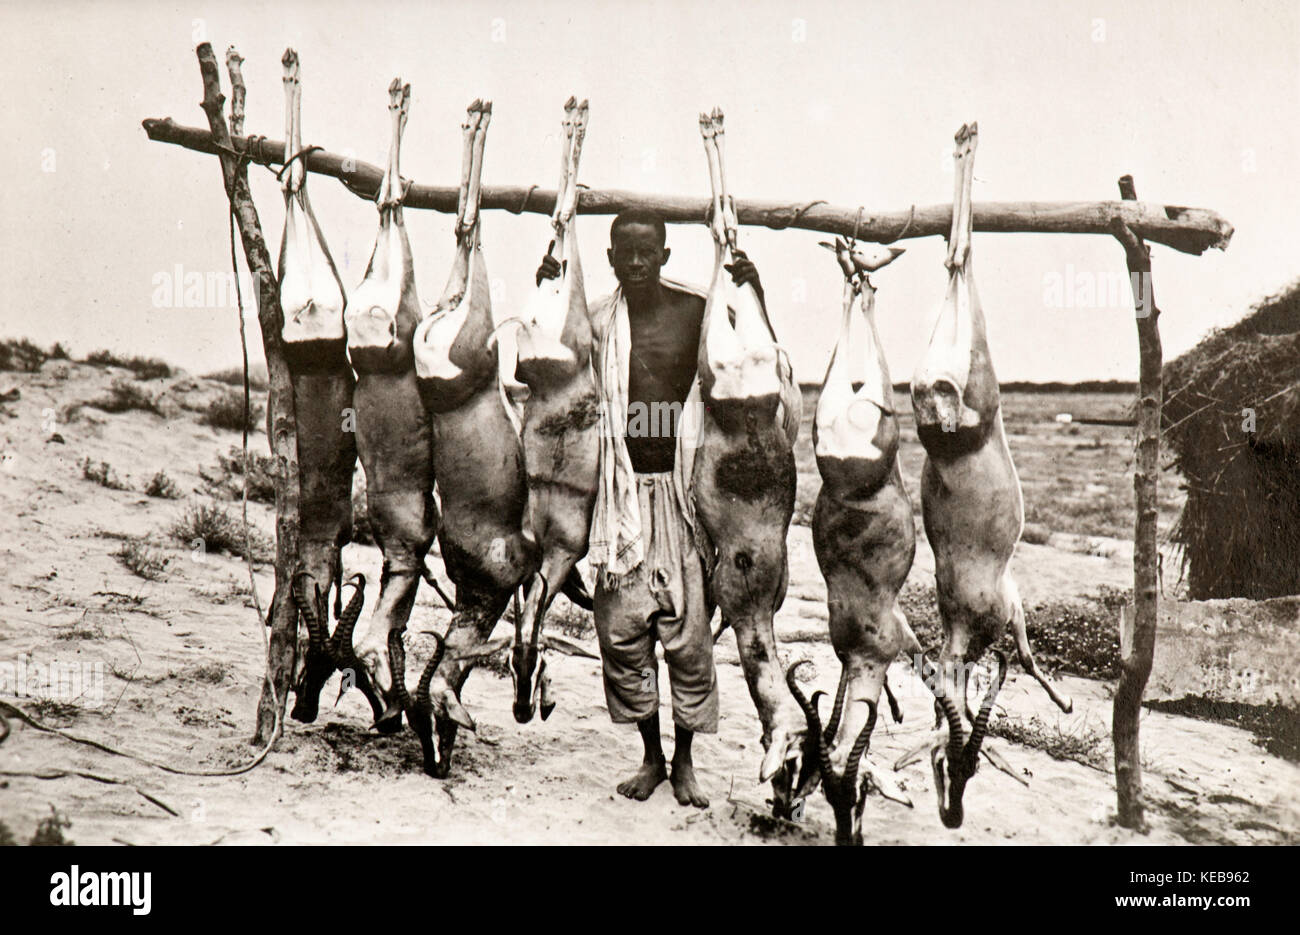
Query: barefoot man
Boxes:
[{"xmin": 536, "ymin": 207, "xmax": 764, "ymax": 807}]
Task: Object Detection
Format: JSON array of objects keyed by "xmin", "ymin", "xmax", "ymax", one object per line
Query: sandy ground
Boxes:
[{"xmin": 1, "ymin": 361, "xmax": 1296, "ymax": 845}]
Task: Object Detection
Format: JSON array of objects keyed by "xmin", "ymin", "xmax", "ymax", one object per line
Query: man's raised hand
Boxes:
[
  {"xmin": 724, "ymin": 249, "xmax": 763, "ymax": 299},
  {"xmin": 535, "ymin": 253, "xmax": 561, "ymax": 286}
]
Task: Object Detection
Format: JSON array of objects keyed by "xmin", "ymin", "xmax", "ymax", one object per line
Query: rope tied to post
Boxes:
[
  {"xmin": 765, "ymin": 199, "xmax": 829, "ymax": 230},
  {"xmin": 509, "ymin": 184, "xmax": 539, "ymax": 214},
  {"xmin": 881, "ymin": 204, "xmax": 917, "ymax": 244},
  {"xmin": 274, "ymin": 144, "xmax": 324, "ymax": 182}
]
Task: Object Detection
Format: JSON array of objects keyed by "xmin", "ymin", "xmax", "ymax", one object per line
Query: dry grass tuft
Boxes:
[
  {"xmin": 87, "ymin": 378, "xmax": 165, "ymax": 416},
  {"xmin": 80, "ymin": 457, "xmax": 131, "ymax": 491},
  {"xmin": 115, "ymin": 537, "xmax": 170, "ymax": 580}
]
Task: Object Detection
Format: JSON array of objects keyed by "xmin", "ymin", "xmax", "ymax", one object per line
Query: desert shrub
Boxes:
[
  {"xmin": 203, "ymin": 391, "xmax": 263, "ymax": 432},
  {"xmin": 87, "ymin": 378, "xmax": 164, "ymax": 416},
  {"xmin": 48, "ymin": 342, "xmax": 70, "ymax": 361},
  {"xmin": 0, "ymin": 338, "xmax": 49, "ymax": 372},
  {"xmin": 987, "ymin": 713, "xmax": 1109, "ymax": 769},
  {"xmin": 29, "ymin": 806, "xmax": 73, "ymax": 846},
  {"xmin": 84, "ymin": 349, "xmax": 172, "ymax": 380},
  {"xmin": 0, "ymin": 819, "xmax": 15, "ymax": 846},
  {"xmin": 1020, "ymin": 522, "xmax": 1052, "ymax": 545},
  {"xmin": 80, "ymin": 457, "xmax": 131, "ymax": 491},
  {"xmin": 203, "ymin": 366, "xmax": 269, "ymax": 392},
  {"xmin": 145, "ymin": 470, "xmax": 182, "ymax": 499},
  {"xmin": 897, "ymin": 582, "xmax": 1127, "ymax": 680},
  {"xmin": 114, "ymin": 537, "xmax": 170, "ymax": 580},
  {"xmin": 169, "ymin": 501, "xmax": 271, "ymax": 560},
  {"xmin": 203, "ymin": 447, "xmax": 276, "ymax": 503},
  {"xmin": 189, "ymin": 662, "xmax": 230, "ymax": 684}
]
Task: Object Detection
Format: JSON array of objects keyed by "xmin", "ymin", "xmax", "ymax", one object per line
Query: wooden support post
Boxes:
[
  {"xmin": 140, "ymin": 118, "xmax": 1236, "ymax": 256},
  {"xmin": 1111, "ymin": 174, "xmax": 1162, "ymax": 830},
  {"xmin": 194, "ymin": 42, "xmax": 301, "ymax": 747}
]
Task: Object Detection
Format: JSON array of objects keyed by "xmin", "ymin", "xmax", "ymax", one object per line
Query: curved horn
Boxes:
[
  {"xmin": 530, "ymin": 574, "xmax": 551, "ymax": 649},
  {"xmin": 938, "ymin": 693, "xmax": 965, "ymax": 766},
  {"xmin": 841, "ymin": 701, "xmax": 878, "ymax": 800},
  {"xmin": 328, "ymin": 573, "xmax": 366, "ymax": 668},
  {"xmin": 823, "ymin": 669, "xmax": 849, "ymax": 747},
  {"xmin": 386, "ymin": 628, "xmax": 415, "ymax": 712},
  {"xmin": 921, "ymin": 653, "xmax": 966, "ymax": 763},
  {"xmin": 291, "ymin": 571, "xmax": 327, "ymax": 653},
  {"xmin": 416, "ymin": 632, "xmax": 447, "ymax": 713},
  {"xmin": 785, "ymin": 661, "xmax": 832, "ymax": 780},
  {"xmin": 964, "ymin": 651, "xmax": 1007, "ymax": 769}
]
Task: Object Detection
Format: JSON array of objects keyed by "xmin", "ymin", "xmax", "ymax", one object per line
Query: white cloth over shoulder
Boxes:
[{"xmin": 587, "ymin": 279, "xmax": 708, "ymax": 589}]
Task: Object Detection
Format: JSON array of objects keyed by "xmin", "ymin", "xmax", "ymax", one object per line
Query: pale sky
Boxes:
[{"xmin": 1, "ymin": 0, "xmax": 1296, "ymax": 381}]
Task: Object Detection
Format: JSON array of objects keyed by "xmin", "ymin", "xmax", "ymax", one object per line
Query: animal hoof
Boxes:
[{"xmin": 289, "ymin": 699, "xmax": 319, "ymax": 724}]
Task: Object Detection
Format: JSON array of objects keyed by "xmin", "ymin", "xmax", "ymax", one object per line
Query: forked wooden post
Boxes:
[
  {"xmin": 194, "ymin": 42, "xmax": 301, "ymax": 747},
  {"xmin": 1110, "ymin": 174, "xmax": 1162, "ymax": 830}
]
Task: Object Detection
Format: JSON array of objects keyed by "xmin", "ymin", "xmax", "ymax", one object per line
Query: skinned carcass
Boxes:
[
  {"xmin": 790, "ymin": 238, "xmax": 916, "ymax": 846},
  {"xmin": 404, "ymin": 100, "xmax": 534, "ymax": 776},
  {"xmin": 690, "ymin": 108, "xmax": 805, "ymax": 814},
  {"xmin": 907, "ymin": 123, "xmax": 1071, "ymax": 829},
  {"xmin": 342, "ymin": 79, "xmax": 437, "ymax": 725},
  {"xmin": 506, "ymin": 97, "xmax": 603, "ymax": 724},
  {"xmin": 275, "ymin": 49, "xmax": 387, "ymax": 727}
]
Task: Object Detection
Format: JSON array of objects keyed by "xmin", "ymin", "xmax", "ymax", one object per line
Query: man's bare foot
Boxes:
[
  {"xmin": 670, "ymin": 759, "xmax": 709, "ymax": 808},
  {"xmin": 617, "ymin": 759, "xmax": 667, "ymax": 800}
]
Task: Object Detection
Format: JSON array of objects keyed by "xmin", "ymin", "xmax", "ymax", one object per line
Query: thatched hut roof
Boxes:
[{"xmin": 1162, "ymin": 280, "xmax": 1300, "ymax": 599}]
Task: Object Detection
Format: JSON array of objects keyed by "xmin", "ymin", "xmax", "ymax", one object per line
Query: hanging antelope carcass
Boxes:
[
  {"xmin": 274, "ymin": 49, "xmax": 387, "ymax": 728},
  {"xmin": 342, "ymin": 79, "xmax": 437, "ymax": 727},
  {"xmin": 790, "ymin": 237, "xmax": 916, "ymax": 844},
  {"xmin": 503, "ymin": 97, "xmax": 603, "ymax": 725},
  {"xmin": 690, "ymin": 108, "xmax": 805, "ymax": 814},
  {"xmin": 402, "ymin": 100, "xmax": 536, "ymax": 776},
  {"xmin": 907, "ymin": 122, "xmax": 1072, "ymax": 828}
]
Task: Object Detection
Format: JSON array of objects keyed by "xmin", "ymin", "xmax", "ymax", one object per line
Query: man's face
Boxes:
[{"xmin": 608, "ymin": 222, "xmax": 669, "ymax": 292}]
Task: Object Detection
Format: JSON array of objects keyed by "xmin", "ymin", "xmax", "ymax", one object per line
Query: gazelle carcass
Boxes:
[
  {"xmin": 403, "ymin": 100, "xmax": 532, "ymax": 776},
  {"xmin": 343, "ymin": 79, "xmax": 437, "ymax": 727},
  {"xmin": 690, "ymin": 108, "xmax": 805, "ymax": 814},
  {"xmin": 791, "ymin": 237, "xmax": 916, "ymax": 845},
  {"xmin": 504, "ymin": 97, "xmax": 603, "ymax": 725},
  {"xmin": 908, "ymin": 122, "xmax": 1072, "ymax": 828},
  {"xmin": 275, "ymin": 49, "xmax": 387, "ymax": 728}
]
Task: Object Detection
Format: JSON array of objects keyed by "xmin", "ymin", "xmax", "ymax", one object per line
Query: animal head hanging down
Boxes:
[
  {"xmin": 451, "ymin": 580, "xmax": 599, "ymax": 723},
  {"xmin": 277, "ymin": 49, "xmax": 348, "ymax": 372},
  {"xmin": 910, "ymin": 122, "xmax": 999, "ymax": 448},
  {"xmin": 290, "ymin": 572, "xmax": 374, "ymax": 701},
  {"xmin": 514, "ymin": 97, "xmax": 593, "ymax": 391},
  {"xmin": 922, "ymin": 650, "xmax": 1007, "ymax": 828},
  {"xmin": 786, "ymin": 662, "xmax": 878, "ymax": 846},
  {"xmin": 344, "ymin": 79, "xmax": 421, "ymax": 373},
  {"xmin": 414, "ymin": 99, "xmax": 498, "ymax": 413}
]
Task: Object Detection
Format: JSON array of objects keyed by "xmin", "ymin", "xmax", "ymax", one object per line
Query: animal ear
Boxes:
[
  {"xmin": 454, "ymin": 637, "xmax": 511, "ymax": 662},
  {"xmin": 539, "ymin": 667, "xmax": 556, "ymax": 721},
  {"xmin": 441, "ymin": 689, "xmax": 477, "ymax": 731},
  {"xmin": 542, "ymin": 634, "xmax": 600, "ymax": 659},
  {"xmin": 759, "ymin": 739, "xmax": 788, "ymax": 784},
  {"xmin": 861, "ymin": 762, "xmax": 913, "ymax": 807}
]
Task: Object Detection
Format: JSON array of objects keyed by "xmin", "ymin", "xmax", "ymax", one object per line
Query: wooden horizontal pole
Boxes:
[{"xmin": 142, "ymin": 116, "xmax": 1235, "ymax": 256}]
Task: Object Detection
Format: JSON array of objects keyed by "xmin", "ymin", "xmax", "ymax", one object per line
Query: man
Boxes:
[{"xmin": 536, "ymin": 207, "xmax": 763, "ymax": 807}]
